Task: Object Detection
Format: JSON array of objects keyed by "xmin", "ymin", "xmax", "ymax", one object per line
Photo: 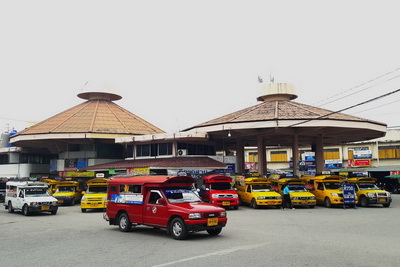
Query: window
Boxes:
[
  {"xmin": 324, "ymin": 148, "xmax": 340, "ymax": 160},
  {"xmin": 379, "ymin": 146, "xmax": 400, "ymax": 159},
  {"xmin": 136, "ymin": 143, "xmax": 173, "ymax": 157},
  {"xmin": 270, "ymin": 151, "xmax": 287, "ymax": 162},
  {"xmin": 248, "ymin": 152, "xmax": 258, "ymax": 162}
]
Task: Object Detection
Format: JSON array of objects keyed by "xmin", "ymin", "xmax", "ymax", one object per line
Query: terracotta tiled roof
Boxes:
[
  {"xmin": 83, "ymin": 157, "xmax": 227, "ymax": 170},
  {"xmin": 188, "ymin": 100, "xmax": 385, "ymax": 129},
  {"xmin": 17, "ymin": 99, "xmax": 164, "ymax": 135}
]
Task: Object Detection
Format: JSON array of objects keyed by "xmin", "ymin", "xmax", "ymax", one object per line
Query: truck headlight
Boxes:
[
  {"xmin": 367, "ymin": 193, "xmax": 376, "ymax": 198},
  {"xmin": 331, "ymin": 193, "xmax": 339, "ymax": 197},
  {"xmin": 219, "ymin": 211, "xmax": 227, "ymax": 218},
  {"xmin": 292, "ymin": 197, "xmax": 299, "ymax": 200},
  {"xmin": 211, "ymin": 194, "xmax": 219, "ymax": 198},
  {"xmin": 232, "ymin": 194, "xmax": 238, "ymax": 198},
  {"xmin": 81, "ymin": 196, "xmax": 87, "ymax": 201},
  {"xmin": 188, "ymin": 213, "xmax": 201, "ymax": 219}
]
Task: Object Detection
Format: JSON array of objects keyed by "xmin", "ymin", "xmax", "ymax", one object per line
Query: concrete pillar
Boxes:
[
  {"xmin": 236, "ymin": 138, "xmax": 245, "ymax": 174},
  {"xmin": 315, "ymin": 135, "xmax": 324, "ymax": 174},
  {"xmin": 292, "ymin": 134, "xmax": 300, "ymax": 177},
  {"xmin": 257, "ymin": 135, "xmax": 266, "ymax": 176}
]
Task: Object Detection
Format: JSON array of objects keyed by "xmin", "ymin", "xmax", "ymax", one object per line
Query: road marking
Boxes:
[{"xmin": 153, "ymin": 242, "xmax": 270, "ymax": 267}]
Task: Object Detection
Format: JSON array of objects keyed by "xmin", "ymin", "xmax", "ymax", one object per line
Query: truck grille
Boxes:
[
  {"xmin": 216, "ymin": 194, "xmax": 235, "ymax": 198},
  {"xmin": 204, "ymin": 212, "xmax": 218, "ymax": 218}
]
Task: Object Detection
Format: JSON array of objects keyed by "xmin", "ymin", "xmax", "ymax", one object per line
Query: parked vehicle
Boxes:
[
  {"xmin": 40, "ymin": 178, "xmax": 60, "ymax": 195},
  {"xmin": 347, "ymin": 177, "xmax": 391, "ymax": 207},
  {"xmin": 0, "ymin": 178, "xmax": 7, "ymax": 202},
  {"xmin": 302, "ymin": 175, "xmax": 357, "ymax": 208},
  {"xmin": 105, "ymin": 175, "xmax": 228, "ymax": 240},
  {"xmin": 4, "ymin": 181, "xmax": 58, "ymax": 215},
  {"xmin": 53, "ymin": 181, "xmax": 83, "ymax": 205},
  {"xmin": 269, "ymin": 178, "xmax": 316, "ymax": 208},
  {"xmin": 235, "ymin": 177, "xmax": 282, "ymax": 209},
  {"xmin": 81, "ymin": 178, "xmax": 108, "ymax": 212},
  {"xmin": 200, "ymin": 174, "xmax": 239, "ymax": 210}
]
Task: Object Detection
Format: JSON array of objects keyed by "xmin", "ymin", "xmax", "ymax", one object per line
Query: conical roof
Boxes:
[{"xmin": 16, "ymin": 99, "xmax": 164, "ymax": 136}]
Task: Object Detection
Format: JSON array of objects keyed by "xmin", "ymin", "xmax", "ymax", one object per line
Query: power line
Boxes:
[
  {"xmin": 288, "ymin": 87, "xmax": 400, "ymax": 128},
  {"xmin": 313, "ymin": 67, "xmax": 400, "ymax": 107}
]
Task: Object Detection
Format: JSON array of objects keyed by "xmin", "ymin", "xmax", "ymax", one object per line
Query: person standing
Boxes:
[{"xmin": 282, "ymin": 184, "xmax": 294, "ymax": 210}]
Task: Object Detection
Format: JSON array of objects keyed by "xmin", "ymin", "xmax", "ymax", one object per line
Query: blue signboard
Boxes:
[{"xmin": 342, "ymin": 183, "xmax": 356, "ymax": 205}]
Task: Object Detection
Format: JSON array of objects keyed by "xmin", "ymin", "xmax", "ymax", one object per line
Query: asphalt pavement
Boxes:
[{"xmin": 1, "ymin": 195, "xmax": 399, "ymax": 267}]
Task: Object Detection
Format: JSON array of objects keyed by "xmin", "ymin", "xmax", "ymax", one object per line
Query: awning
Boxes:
[{"xmin": 82, "ymin": 156, "xmax": 227, "ymax": 171}]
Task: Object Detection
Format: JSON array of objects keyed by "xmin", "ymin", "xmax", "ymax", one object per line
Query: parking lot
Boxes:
[{"xmin": 1, "ymin": 195, "xmax": 400, "ymax": 267}]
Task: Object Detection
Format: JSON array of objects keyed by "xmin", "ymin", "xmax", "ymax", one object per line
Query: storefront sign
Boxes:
[
  {"xmin": 65, "ymin": 171, "xmax": 95, "ymax": 177},
  {"xmin": 348, "ymin": 159, "xmax": 371, "ymax": 167}
]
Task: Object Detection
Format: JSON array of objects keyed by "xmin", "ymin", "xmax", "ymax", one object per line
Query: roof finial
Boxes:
[
  {"xmin": 258, "ymin": 75, "xmax": 263, "ymax": 83},
  {"xmin": 270, "ymin": 73, "xmax": 275, "ymax": 83}
]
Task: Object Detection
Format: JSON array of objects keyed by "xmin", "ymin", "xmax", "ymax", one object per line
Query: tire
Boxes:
[
  {"xmin": 233, "ymin": 205, "xmax": 239, "ymax": 210},
  {"xmin": 70, "ymin": 199, "xmax": 75, "ymax": 206},
  {"xmin": 118, "ymin": 213, "xmax": 132, "ymax": 232},
  {"xmin": 360, "ymin": 196, "xmax": 368, "ymax": 207},
  {"xmin": 22, "ymin": 204, "xmax": 30, "ymax": 216},
  {"xmin": 383, "ymin": 203, "xmax": 391, "ymax": 207},
  {"xmin": 170, "ymin": 217, "xmax": 188, "ymax": 240},
  {"xmin": 207, "ymin": 228, "xmax": 222, "ymax": 236},
  {"xmin": 51, "ymin": 210, "xmax": 57, "ymax": 215},
  {"xmin": 251, "ymin": 199, "xmax": 259, "ymax": 209},
  {"xmin": 8, "ymin": 201, "xmax": 14, "ymax": 213},
  {"xmin": 81, "ymin": 209, "xmax": 86, "ymax": 213},
  {"xmin": 309, "ymin": 205, "xmax": 315, "ymax": 209},
  {"xmin": 324, "ymin": 197, "xmax": 332, "ymax": 208}
]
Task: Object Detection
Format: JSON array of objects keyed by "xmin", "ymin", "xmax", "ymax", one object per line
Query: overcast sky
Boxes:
[{"xmin": 1, "ymin": 1, "xmax": 400, "ymax": 134}]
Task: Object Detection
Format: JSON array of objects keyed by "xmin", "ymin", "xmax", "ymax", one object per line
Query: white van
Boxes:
[{"xmin": 4, "ymin": 181, "xmax": 58, "ymax": 215}]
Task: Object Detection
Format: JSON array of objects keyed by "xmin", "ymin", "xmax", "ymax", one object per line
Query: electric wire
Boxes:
[{"xmin": 288, "ymin": 88, "xmax": 400, "ymax": 128}]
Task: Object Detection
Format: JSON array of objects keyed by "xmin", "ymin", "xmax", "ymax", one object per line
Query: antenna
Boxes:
[{"xmin": 270, "ymin": 73, "xmax": 275, "ymax": 83}]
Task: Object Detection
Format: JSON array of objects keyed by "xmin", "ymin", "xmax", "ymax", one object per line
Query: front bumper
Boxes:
[
  {"xmin": 292, "ymin": 199, "xmax": 316, "ymax": 206},
  {"xmin": 185, "ymin": 218, "xmax": 227, "ymax": 232},
  {"xmin": 28, "ymin": 205, "xmax": 58, "ymax": 213},
  {"xmin": 367, "ymin": 197, "xmax": 392, "ymax": 205},
  {"xmin": 256, "ymin": 199, "xmax": 282, "ymax": 206},
  {"xmin": 81, "ymin": 201, "xmax": 107, "ymax": 209},
  {"xmin": 211, "ymin": 199, "xmax": 239, "ymax": 207}
]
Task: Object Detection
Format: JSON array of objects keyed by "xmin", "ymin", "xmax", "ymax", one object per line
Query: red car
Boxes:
[
  {"xmin": 200, "ymin": 174, "xmax": 239, "ymax": 210},
  {"xmin": 105, "ymin": 175, "xmax": 228, "ymax": 240}
]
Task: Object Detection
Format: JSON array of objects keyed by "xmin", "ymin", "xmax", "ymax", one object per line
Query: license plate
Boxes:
[
  {"xmin": 222, "ymin": 201, "xmax": 230, "ymax": 206},
  {"xmin": 41, "ymin": 206, "xmax": 50, "ymax": 211},
  {"xmin": 207, "ymin": 218, "xmax": 218, "ymax": 226},
  {"xmin": 378, "ymin": 198, "xmax": 386, "ymax": 202},
  {"xmin": 58, "ymin": 200, "xmax": 63, "ymax": 203},
  {"xmin": 90, "ymin": 203, "xmax": 97, "ymax": 206}
]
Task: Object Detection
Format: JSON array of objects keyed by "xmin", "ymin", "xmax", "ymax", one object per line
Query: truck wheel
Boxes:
[
  {"xmin": 360, "ymin": 196, "xmax": 368, "ymax": 207},
  {"xmin": 81, "ymin": 209, "xmax": 86, "ymax": 213},
  {"xmin": 51, "ymin": 210, "xmax": 57, "ymax": 215},
  {"xmin": 170, "ymin": 217, "xmax": 188, "ymax": 240},
  {"xmin": 324, "ymin": 197, "xmax": 332, "ymax": 208},
  {"xmin": 383, "ymin": 203, "xmax": 391, "ymax": 207},
  {"xmin": 8, "ymin": 201, "xmax": 14, "ymax": 213},
  {"xmin": 207, "ymin": 228, "xmax": 222, "ymax": 236},
  {"xmin": 251, "ymin": 199, "xmax": 259, "ymax": 209},
  {"xmin": 22, "ymin": 204, "xmax": 30, "ymax": 216},
  {"xmin": 233, "ymin": 205, "xmax": 239, "ymax": 210},
  {"xmin": 118, "ymin": 213, "xmax": 132, "ymax": 232}
]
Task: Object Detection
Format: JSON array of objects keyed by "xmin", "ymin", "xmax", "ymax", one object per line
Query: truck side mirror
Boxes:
[{"xmin": 156, "ymin": 198, "xmax": 166, "ymax": 205}]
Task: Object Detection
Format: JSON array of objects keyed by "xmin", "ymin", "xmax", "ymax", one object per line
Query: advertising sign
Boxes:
[
  {"xmin": 348, "ymin": 159, "xmax": 371, "ymax": 167},
  {"xmin": 342, "ymin": 183, "xmax": 356, "ymax": 205}
]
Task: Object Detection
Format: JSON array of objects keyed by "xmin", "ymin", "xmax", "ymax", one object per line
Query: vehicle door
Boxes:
[
  {"xmin": 143, "ymin": 190, "xmax": 168, "ymax": 227},
  {"xmin": 242, "ymin": 185, "xmax": 253, "ymax": 204},
  {"xmin": 313, "ymin": 182, "xmax": 325, "ymax": 203},
  {"xmin": 16, "ymin": 189, "xmax": 25, "ymax": 209}
]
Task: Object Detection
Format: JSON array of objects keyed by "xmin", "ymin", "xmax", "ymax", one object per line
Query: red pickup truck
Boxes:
[
  {"xmin": 200, "ymin": 174, "xmax": 239, "ymax": 209},
  {"xmin": 105, "ymin": 175, "xmax": 228, "ymax": 240}
]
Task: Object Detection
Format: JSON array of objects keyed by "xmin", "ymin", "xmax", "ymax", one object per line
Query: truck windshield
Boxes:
[
  {"xmin": 288, "ymin": 185, "xmax": 307, "ymax": 192},
  {"xmin": 210, "ymin": 183, "xmax": 232, "ymax": 190},
  {"xmin": 25, "ymin": 188, "xmax": 49, "ymax": 197},
  {"xmin": 324, "ymin": 182, "xmax": 341, "ymax": 189},
  {"xmin": 358, "ymin": 184, "xmax": 380, "ymax": 190},
  {"xmin": 87, "ymin": 186, "xmax": 107, "ymax": 193},
  {"xmin": 56, "ymin": 186, "xmax": 75, "ymax": 193},
  {"xmin": 163, "ymin": 189, "xmax": 202, "ymax": 203},
  {"xmin": 251, "ymin": 184, "xmax": 273, "ymax": 192}
]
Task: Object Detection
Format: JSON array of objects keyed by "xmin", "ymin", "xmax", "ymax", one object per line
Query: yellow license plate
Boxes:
[
  {"xmin": 207, "ymin": 218, "xmax": 218, "ymax": 226},
  {"xmin": 378, "ymin": 198, "xmax": 386, "ymax": 202},
  {"xmin": 222, "ymin": 201, "xmax": 230, "ymax": 206},
  {"xmin": 58, "ymin": 200, "xmax": 63, "ymax": 203},
  {"xmin": 41, "ymin": 206, "xmax": 50, "ymax": 210}
]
